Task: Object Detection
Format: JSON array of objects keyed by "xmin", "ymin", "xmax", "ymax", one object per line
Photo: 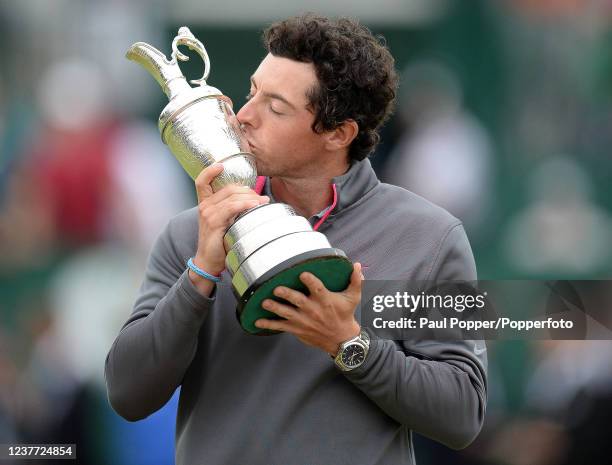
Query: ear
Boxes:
[{"xmin": 324, "ymin": 119, "xmax": 359, "ymax": 151}]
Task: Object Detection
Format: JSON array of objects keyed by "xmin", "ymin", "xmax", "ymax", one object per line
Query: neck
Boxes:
[{"xmin": 270, "ymin": 163, "xmax": 349, "ymax": 218}]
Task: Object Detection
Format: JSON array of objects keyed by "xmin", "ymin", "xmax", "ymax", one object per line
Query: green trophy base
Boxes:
[{"xmin": 236, "ymin": 249, "xmax": 353, "ymax": 335}]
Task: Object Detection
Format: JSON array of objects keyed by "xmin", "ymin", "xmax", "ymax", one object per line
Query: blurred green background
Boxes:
[{"xmin": 1, "ymin": 1, "xmax": 611, "ymax": 464}]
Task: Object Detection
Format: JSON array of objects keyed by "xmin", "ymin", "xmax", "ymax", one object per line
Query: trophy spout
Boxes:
[
  {"xmin": 126, "ymin": 27, "xmax": 256, "ymax": 186},
  {"xmin": 126, "ymin": 42, "xmax": 190, "ymax": 100}
]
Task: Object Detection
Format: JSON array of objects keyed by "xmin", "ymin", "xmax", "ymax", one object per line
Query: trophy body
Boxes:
[{"xmin": 127, "ymin": 28, "xmax": 352, "ymax": 334}]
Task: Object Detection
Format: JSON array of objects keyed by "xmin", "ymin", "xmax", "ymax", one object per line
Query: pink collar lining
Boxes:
[
  {"xmin": 312, "ymin": 183, "xmax": 338, "ymax": 231},
  {"xmin": 253, "ymin": 176, "xmax": 337, "ymax": 231},
  {"xmin": 254, "ymin": 176, "xmax": 266, "ymax": 195}
]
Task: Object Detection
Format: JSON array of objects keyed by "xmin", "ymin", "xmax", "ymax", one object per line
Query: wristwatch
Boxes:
[{"xmin": 334, "ymin": 329, "xmax": 370, "ymax": 371}]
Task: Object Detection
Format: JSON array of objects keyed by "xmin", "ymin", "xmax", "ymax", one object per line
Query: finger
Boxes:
[
  {"xmin": 261, "ymin": 298, "xmax": 300, "ymax": 320},
  {"xmin": 273, "ymin": 286, "xmax": 309, "ymax": 309},
  {"xmin": 254, "ymin": 318, "xmax": 293, "ymax": 333},
  {"xmin": 299, "ymin": 272, "xmax": 328, "ymax": 299},
  {"xmin": 200, "ymin": 196, "xmax": 269, "ymax": 232},
  {"xmin": 225, "ymin": 199, "xmax": 269, "ymax": 220},
  {"xmin": 207, "ymin": 185, "xmax": 263, "ymax": 206},
  {"xmin": 195, "ymin": 163, "xmax": 224, "ymax": 201}
]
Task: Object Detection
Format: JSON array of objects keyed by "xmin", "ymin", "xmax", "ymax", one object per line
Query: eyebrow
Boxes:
[{"xmin": 250, "ymin": 76, "xmax": 297, "ymax": 110}]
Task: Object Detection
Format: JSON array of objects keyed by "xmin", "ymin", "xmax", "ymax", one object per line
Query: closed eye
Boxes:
[
  {"xmin": 246, "ymin": 92, "xmax": 283, "ymax": 115},
  {"xmin": 269, "ymin": 106, "xmax": 283, "ymax": 115}
]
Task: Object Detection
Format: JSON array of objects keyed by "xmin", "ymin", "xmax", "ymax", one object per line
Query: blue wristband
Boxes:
[{"xmin": 187, "ymin": 257, "xmax": 222, "ymax": 283}]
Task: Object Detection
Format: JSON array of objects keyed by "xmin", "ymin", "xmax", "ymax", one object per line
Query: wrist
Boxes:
[
  {"xmin": 329, "ymin": 321, "xmax": 361, "ymax": 357},
  {"xmin": 188, "ymin": 269, "xmax": 216, "ymax": 297},
  {"xmin": 192, "ymin": 254, "xmax": 225, "ymax": 277},
  {"xmin": 333, "ymin": 326, "xmax": 370, "ymax": 372},
  {"xmin": 187, "ymin": 257, "xmax": 223, "ymax": 297}
]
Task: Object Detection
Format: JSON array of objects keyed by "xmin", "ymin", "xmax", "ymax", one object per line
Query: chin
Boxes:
[
  {"xmin": 253, "ymin": 159, "xmax": 267, "ymax": 176},
  {"xmin": 252, "ymin": 154, "xmax": 278, "ymax": 177}
]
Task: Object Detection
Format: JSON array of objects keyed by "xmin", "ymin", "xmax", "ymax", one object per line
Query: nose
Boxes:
[{"xmin": 236, "ymin": 97, "xmax": 257, "ymax": 128}]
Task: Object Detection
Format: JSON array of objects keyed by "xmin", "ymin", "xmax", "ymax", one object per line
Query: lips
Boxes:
[{"xmin": 245, "ymin": 138, "xmax": 258, "ymax": 154}]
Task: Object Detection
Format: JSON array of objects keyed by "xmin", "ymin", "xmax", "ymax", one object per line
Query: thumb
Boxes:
[
  {"xmin": 346, "ymin": 262, "xmax": 363, "ymax": 298},
  {"xmin": 195, "ymin": 163, "xmax": 224, "ymax": 202}
]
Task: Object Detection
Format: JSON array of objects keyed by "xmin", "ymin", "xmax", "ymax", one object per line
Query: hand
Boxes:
[
  {"xmin": 190, "ymin": 164, "xmax": 269, "ymax": 293},
  {"xmin": 255, "ymin": 262, "xmax": 364, "ymax": 355}
]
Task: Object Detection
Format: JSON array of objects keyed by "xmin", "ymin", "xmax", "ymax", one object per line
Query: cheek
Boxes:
[
  {"xmin": 282, "ymin": 121, "xmax": 318, "ymax": 145},
  {"xmin": 261, "ymin": 117, "xmax": 321, "ymax": 157},
  {"xmin": 263, "ymin": 123, "xmax": 298, "ymax": 151}
]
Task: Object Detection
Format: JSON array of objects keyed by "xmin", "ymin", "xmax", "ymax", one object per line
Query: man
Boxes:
[{"xmin": 105, "ymin": 14, "xmax": 487, "ymax": 465}]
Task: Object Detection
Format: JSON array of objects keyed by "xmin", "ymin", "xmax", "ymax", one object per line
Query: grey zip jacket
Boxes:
[{"xmin": 105, "ymin": 159, "xmax": 487, "ymax": 465}]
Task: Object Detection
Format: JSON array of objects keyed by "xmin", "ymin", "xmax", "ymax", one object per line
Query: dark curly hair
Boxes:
[{"xmin": 263, "ymin": 14, "xmax": 398, "ymax": 162}]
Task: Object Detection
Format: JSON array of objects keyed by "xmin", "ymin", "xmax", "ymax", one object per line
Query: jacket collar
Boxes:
[
  {"xmin": 330, "ymin": 158, "xmax": 379, "ymax": 214},
  {"xmin": 259, "ymin": 158, "xmax": 379, "ymax": 222}
]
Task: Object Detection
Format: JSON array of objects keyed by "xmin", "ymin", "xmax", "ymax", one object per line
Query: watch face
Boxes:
[{"xmin": 341, "ymin": 343, "xmax": 365, "ymax": 368}]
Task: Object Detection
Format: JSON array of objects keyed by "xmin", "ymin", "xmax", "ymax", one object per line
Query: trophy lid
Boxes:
[
  {"xmin": 158, "ymin": 85, "xmax": 225, "ymax": 141},
  {"xmin": 126, "ymin": 26, "xmax": 218, "ymax": 101},
  {"xmin": 126, "ymin": 26, "xmax": 231, "ymax": 143}
]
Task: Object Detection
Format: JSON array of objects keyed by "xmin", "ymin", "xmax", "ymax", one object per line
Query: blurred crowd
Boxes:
[{"xmin": 1, "ymin": 1, "xmax": 611, "ymax": 464}]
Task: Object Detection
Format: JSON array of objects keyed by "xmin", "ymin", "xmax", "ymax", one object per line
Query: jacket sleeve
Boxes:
[
  {"xmin": 104, "ymin": 217, "xmax": 214, "ymax": 421},
  {"xmin": 345, "ymin": 222, "xmax": 487, "ymax": 450}
]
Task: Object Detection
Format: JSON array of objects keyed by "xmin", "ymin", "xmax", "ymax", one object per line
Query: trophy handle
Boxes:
[{"xmin": 172, "ymin": 26, "xmax": 211, "ymax": 86}]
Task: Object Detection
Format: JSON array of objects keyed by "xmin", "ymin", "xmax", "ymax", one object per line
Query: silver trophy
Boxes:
[{"xmin": 127, "ymin": 27, "xmax": 352, "ymax": 334}]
